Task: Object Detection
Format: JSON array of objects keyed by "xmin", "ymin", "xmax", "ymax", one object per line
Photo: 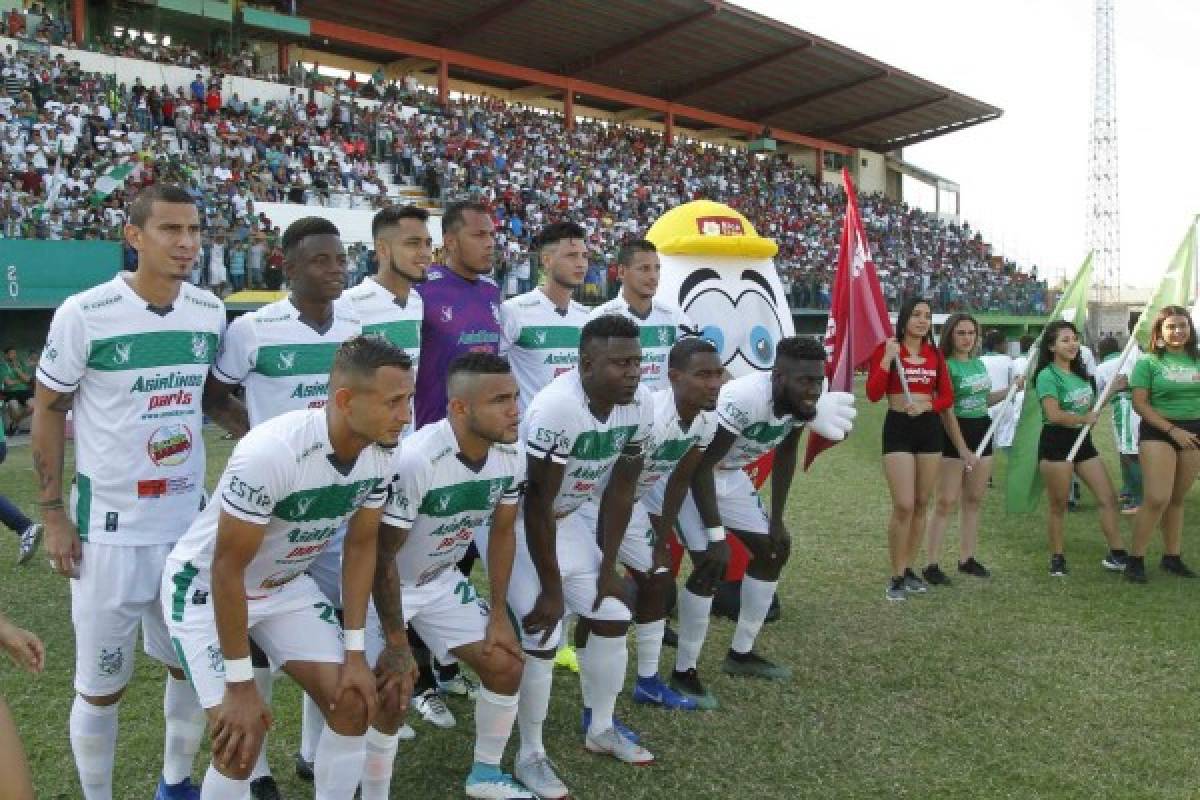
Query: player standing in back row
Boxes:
[{"xmin": 32, "ymin": 185, "xmax": 239, "ymax": 800}]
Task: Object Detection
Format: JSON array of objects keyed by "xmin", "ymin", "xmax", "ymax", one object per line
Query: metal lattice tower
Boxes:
[{"xmin": 1087, "ymin": 0, "xmax": 1120, "ymax": 300}]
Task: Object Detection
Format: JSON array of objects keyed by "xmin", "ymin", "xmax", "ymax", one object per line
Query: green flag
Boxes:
[
  {"xmin": 1005, "ymin": 252, "xmax": 1094, "ymax": 513},
  {"xmin": 1132, "ymin": 218, "xmax": 1198, "ymax": 349}
]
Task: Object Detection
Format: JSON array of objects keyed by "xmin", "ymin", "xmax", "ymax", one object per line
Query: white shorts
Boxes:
[
  {"xmin": 162, "ymin": 570, "xmax": 345, "ymax": 709},
  {"xmin": 666, "ymin": 467, "xmax": 769, "ymax": 552},
  {"xmin": 572, "ymin": 499, "xmax": 656, "ymax": 575},
  {"xmin": 365, "ymin": 569, "xmax": 489, "ymax": 664},
  {"xmin": 480, "ymin": 508, "xmax": 631, "ymax": 651},
  {"xmin": 73, "ymin": 541, "xmax": 178, "ymax": 696}
]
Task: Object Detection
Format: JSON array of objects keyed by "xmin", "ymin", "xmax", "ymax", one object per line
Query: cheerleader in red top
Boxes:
[{"xmin": 866, "ymin": 298, "xmax": 974, "ymax": 601}]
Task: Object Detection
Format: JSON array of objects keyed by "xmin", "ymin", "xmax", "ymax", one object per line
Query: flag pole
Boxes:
[
  {"xmin": 1066, "ymin": 332, "xmax": 1139, "ymax": 461},
  {"xmin": 974, "ymin": 380, "xmax": 1020, "ymax": 459}
]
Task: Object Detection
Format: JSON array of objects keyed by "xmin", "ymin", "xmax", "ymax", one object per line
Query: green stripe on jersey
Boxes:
[
  {"xmin": 255, "ymin": 343, "xmax": 341, "ymax": 377},
  {"xmin": 571, "ymin": 425, "xmax": 639, "ymax": 461},
  {"xmin": 364, "ymin": 320, "xmax": 420, "ymax": 350},
  {"xmin": 514, "ymin": 326, "xmax": 581, "ymax": 349},
  {"xmin": 170, "ymin": 562, "xmax": 199, "ymax": 622},
  {"xmin": 419, "ymin": 477, "xmax": 515, "ymax": 518},
  {"xmin": 651, "ymin": 437, "xmax": 694, "ymax": 463},
  {"xmin": 75, "ymin": 472, "xmax": 92, "ymax": 542},
  {"xmin": 274, "ymin": 478, "xmax": 382, "ymax": 522},
  {"xmin": 744, "ymin": 421, "xmax": 790, "ymax": 445},
  {"xmin": 639, "ymin": 325, "xmax": 678, "ymax": 348},
  {"xmin": 87, "ymin": 331, "xmax": 218, "ymax": 372}
]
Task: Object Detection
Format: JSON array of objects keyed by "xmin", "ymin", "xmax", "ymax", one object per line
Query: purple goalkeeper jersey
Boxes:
[{"xmin": 413, "ymin": 264, "xmax": 502, "ymax": 428}]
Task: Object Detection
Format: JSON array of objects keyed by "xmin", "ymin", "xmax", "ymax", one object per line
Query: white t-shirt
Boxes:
[
  {"xmin": 165, "ymin": 409, "xmax": 391, "ymax": 597},
  {"xmin": 523, "ymin": 370, "xmax": 654, "ymax": 516},
  {"xmin": 589, "ymin": 295, "xmax": 694, "ymax": 393},
  {"xmin": 499, "ymin": 289, "xmax": 590, "ymax": 413},
  {"xmin": 343, "ymin": 276, "xmax": 423, "ymax": 370},
  {"xmin": 382, "ymin": 419, "xmax": 524, "ymax": 587},
  {"xmin": 714, "ymin": 372, "xmax": 801, "ymax": 470},
  {"xmin": 213, "ymin": 297, "xmax": 362, "ymax": 426},
  {"xmin": 36, "ymin": 275, "xmax": 224, "ymax": 545},
  {"xmin": 981, "ymin": 352, "xmax": 1013, "ymax": 420}
]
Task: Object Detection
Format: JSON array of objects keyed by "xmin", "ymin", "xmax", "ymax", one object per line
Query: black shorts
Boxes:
[
  {"xmin": 882, "ymin": 410, "xmax": 943, "ymax": 455},
  {"xmin": 3, "ymin": 389, "xmax": 31, "ymax": 405},
  {"xmin": 1039, "ymin": 424, "xmax": 1098, "ymax": 463},
  {"xmin": 943, "ymin": 415, "xmax": 992, "ymax": 459},
  {"xmin": 1139, "ymin": 417, "xmax": 1200, "ymax": 451}
]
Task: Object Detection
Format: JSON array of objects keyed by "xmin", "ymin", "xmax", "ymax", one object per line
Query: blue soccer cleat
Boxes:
[{"xmin": 632, "ymin": 674, "xmax": 700, "ymax": 710}]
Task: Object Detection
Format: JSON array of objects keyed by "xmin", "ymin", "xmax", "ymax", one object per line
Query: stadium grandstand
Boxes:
[{"xmin": 0, "ymin": 0, "xmax": 1050, "ymax": 347}]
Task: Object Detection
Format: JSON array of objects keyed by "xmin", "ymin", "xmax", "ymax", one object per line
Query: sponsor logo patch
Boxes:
[{"xmin": 147, "ymin": 424, "xmax": 193, "ymax": 467}]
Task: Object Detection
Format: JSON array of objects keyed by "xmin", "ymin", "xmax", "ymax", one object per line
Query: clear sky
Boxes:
[{"xmin": 742, "ymin": 0, "xmax": 1199, "ymax": 288}]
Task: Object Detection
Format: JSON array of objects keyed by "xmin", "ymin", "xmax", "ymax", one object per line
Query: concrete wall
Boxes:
[{"xmin": 854, "ymin": 149, "xmax": 887, "ymax": 195}]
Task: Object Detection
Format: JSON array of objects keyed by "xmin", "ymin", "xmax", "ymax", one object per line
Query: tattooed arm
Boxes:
[
  {"xmin": 372, "ymin": 523, "xmax": 417, "ymax": 714},
  {"xmin": 202, "ymin": 373, "xmax": 250, "ymax": 437},
  {"xmin": 31, "ymin": 381, "xmax": 78, "ymax": 577}
]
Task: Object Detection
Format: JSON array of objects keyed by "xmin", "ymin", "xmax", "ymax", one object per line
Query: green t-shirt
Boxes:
[
  {"xmin": 1036, "ymin": 364, "xmax": 1094, "ymax": 427},
  {"xmin": 1130, "ymin": 351, "xmax": 1200, "ymax": 421},
  {"xmin": 948, "ymin": 357, "xmax": 991, "ymax": 418},
  {"xmin": 0, "ymin": 360, "xmax": 30, "ymax": 392}
]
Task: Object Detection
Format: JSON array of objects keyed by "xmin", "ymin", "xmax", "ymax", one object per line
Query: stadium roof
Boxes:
[{"xmin": 299, "ymin": 0, "xmax": 1001, "ymax": 152}]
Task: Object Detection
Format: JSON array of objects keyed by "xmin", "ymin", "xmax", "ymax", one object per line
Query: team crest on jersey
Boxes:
[
  {"xmin": 191, "ymin": 333, "xmax": 210, "ymax": 362},
  {"xmin": 277, "ymin": 351, "xmax": 297, "ymax": 372},
  {"xmin": 441, "ymin": 306, "xmax": 454, "ymax": 322},
  {"xmin": 97, "ymin": 646, "xmax": 124, "ymax": 676},
  {"xmin": 206, "ymin": 644, "xmax": 224, "ymax": 674},
  {"xmin": 435, "ymin": 493, "xmax": 452, "ymax": 513},
  {"xmin": 352, "ymin": 483, "xmax": 373, "ymax": 508},
  {"xmin": 486, "ymin": 481, "xmax": 505, "ymax": 507},
  {"xmin": 534, "ymin": 330, "xmax": 548, "ymax": 345},
  {"xmin": 657, "ymin": 327, "xmax": 671, "ymax": 345},
  {"xmin": 293, "ymin": 495, "xmax": 315, "ymax": 517},
  {"xmin": 112, "ymin": 341, "xmax": 132, "ymax": 366}
]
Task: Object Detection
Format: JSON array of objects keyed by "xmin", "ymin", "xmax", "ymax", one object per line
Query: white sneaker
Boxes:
[
  {"xmin": 396, "ymin": 723, "xmax": 416, "ymax": 741},
  {"xmin": 513, "ymin": 753, "xmax": 569, "ymax": 799},
  {"xmin": 438, "ymin": 671, "xmax": 479, "ymax": 699},
  {"xmin": 413, "ymin": 688, "xmax": 455, "ymax": 728},
  {"xmin": 16, "ymin": 523, "xmax": 42, "ymax": 566},
  {"xmin": 584, "ymin": 726, "xmax": 654, "ymax": 765}
]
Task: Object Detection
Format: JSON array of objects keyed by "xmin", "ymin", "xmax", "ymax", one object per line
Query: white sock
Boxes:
[
  {"xmin": 731, "ymin": 576, "xmax": 777, "ymax": 655},
  {"xmin": 300, "ymin": 692, "xmax": 325, "ymax": 763},
  {"xmin": 473, "ymin": 687, "xmax": 518, "ymax": 766},
  {"xmin": 580, "ymin": 634, "xmax": 627, "ymax": 737},
  {"xmin": 635, "ymin": 619, "xmax": 666, "ymax": 679},
  {"xmin": 70, "ymin": 695, "xmax": 119, "ymax": 800},
  {"xmin": 162, "ymin": 676, "xmax": 206, "ymax": 785},
  {"xmin": 249, "ymin": 667, "xmax": 273, "ymax": 780},
  {"xmin": 576, "ymin": 643, "xmax": 592, "ymax": 708},
  {"xmin": 359, "ymin": 727, "xmax": 399, "ymax": 800},
  {"xmin": 200, "ymin": 762, "xmax": 248, "ymax": 800},
  {"xmin": 516, "ymin": 655, "xmax": 553, "ymax": 761},
  {"xmin": 314, "ymin": 728, "xmax": 366, "ymax": 799},
  {"xmin": 675, "ymin": 588, "xmax": 713, "ymax": 673}
]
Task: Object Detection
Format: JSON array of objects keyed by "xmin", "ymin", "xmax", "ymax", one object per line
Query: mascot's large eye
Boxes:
[
  {"xmin": 735, "ymin": 292, "xmax": 784, "ymax": 369},
  {"xmin": 684, "ymin": 288, "xmax": 739, "ymax": 364},
  {"xmin": 748, "ymin": 325, "xmax": 775, "ymax": 367},
  {"xmin": 701, "ymin": 324, "xmax": 725, "ymax": 356}
]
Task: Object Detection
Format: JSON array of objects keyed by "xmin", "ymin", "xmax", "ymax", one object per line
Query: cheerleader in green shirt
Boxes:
[
  {"xmin": 1034, "ymin": 320, "xmax": 1128, "ymax": 577},
  {"xmin": 923, "ymin": 314, "xmax": 1017, "ymax": 584},
  {"xmin": 1125, "ymin": 305, "xmax": 1200, "ymax": 582}
]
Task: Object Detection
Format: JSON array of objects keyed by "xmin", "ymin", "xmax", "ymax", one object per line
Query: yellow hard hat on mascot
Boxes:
[{"xmin": 646, "ymin": 199, "xmax": 794, "ymax": 378}]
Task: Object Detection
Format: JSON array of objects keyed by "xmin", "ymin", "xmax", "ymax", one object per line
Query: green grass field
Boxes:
[{"xmin": 2, "ymin": 395, "xmax": 1199, "ymax": 799}]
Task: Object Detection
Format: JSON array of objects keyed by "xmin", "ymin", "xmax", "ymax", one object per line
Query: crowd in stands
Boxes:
[{"xmin": 0, "ymin": 3, "xmax": 1048, "ymax": 313}]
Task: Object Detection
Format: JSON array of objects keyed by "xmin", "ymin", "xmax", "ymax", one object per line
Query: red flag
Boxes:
[{"xmin": 804, "ymin": 168, "xmax": 893, "ymax": 469}]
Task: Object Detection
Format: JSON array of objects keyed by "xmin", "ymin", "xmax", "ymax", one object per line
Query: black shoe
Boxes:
[
  {"xmin": 250, "ymin": 776, "xmax": 282, "ymax": 800},
  {"xmin": 1102, "ymin": 549, "xmax": 1128, "ymax": 572},
  {"xmin": 1125, "ymin": 556, "xmax": 1147, "ymax": 584},
  {"xmin": 957, "ymin": 557, "xmax": 991, "ymax": 578},
  {"xmin": 921, "ymin": 564, "xmax": 951, "ymax": 586},
  {"xmin": 669, "ymin": 667, "xmax": 718, "ymax": 710},
  {"xmin": 662, "ymin": 624, "xmax": 679, "ymax": 649},
  {"xmin": 1160, "ymin": 555, "xmax": 1196, "ymax": 578},
  {"xmin": 1050, "ymin": 554, "xmax": 1068, "ymax": 577},
  {"xmin": 294, "ymin": 750, "xmax": 314, "ymax": 783}
]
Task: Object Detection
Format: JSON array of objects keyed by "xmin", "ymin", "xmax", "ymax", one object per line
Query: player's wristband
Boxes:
[
  {"xmin": 705, "ymin": 526, "xmax": 726, "ymax": 543},
  {"xmin": 224, "ymin": 657, "xmax": 253, "ymax": 683},
  {"xmin": 343, "ymin": 628, "xmax": 366, "ymax": 651}
]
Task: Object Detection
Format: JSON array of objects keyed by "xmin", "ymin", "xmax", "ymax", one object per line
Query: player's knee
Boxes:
[
  {"xmin": 684, "ymin": 567, "xmax": 717, "ymax": 597},
  {"xmin": 80, "ymin": 688, "xmax": 125, "ymax": 707},
  {"xmin": 326, "ymin": 691, "xmax": 369, "ymax": 735},
  {"xmin": 935, "ymin": 496, "xmax": 957, "ymax": 517},
  {"xmin": 480, "ymin": 651, "xmax": 523, "ymax": 696},
  {"xmin": 587, "ymin": 618, "xmax": 629, "ymax": 638}
]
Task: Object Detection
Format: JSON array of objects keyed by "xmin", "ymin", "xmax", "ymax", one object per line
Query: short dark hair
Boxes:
[
  {"xmin": 1097, "ymin": 335, "xmax": 1120, "ymax": 359},
  {"xmin": 447, "ymin": 352, "xmax": 511, "ymax": 381},
  {"xmin": 776, "ymin": 335, "xmax": 826, "ymax": 363},
  {"xmin": 1019, "ymin": 334, "xmax": 1035, "ymax": 352},
  {"xmin": 442, "ymin": 201, "xmax": 490, "ymax": 235},
  {"xmin": 372, "ymin": 205, "xmax": 429, "ymax": 239},
  {"xmin": 983, "ymin": 328, "xmax": 1006, "ymax": 354},
  {"xmin": 668, "ymin": 336, "xmax": 717, "ymax": 371},
  {"xmin": 580, "ymin": 313, "xmax": 640, "ymax": 352},
  {"xmin": 128, "ymin": 184, "xmax": 195, "ymax": 226},
  {"xmin": 282, "ymin": 216, "xmax": 340, "ymax": 260},
  {"xmin": 535, "ymin": 221, "xmax": 586, "ymax": 251},
  {"xmin": 331, "ymin": 335, "xmax": 412, "ymax": 386},
  {"xmin": 616, "ymin": 239, "xmax": 656, "ymax": 267}
]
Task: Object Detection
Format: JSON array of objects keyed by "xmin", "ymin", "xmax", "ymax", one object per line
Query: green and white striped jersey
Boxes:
[
  {"xmin": 1095, "ymin": 349, "xmax": 1141, "ymax": 455},
  {"xmin": 382, "ymin": 419, "xmax": 524, "ymax": 587},
  {"xmin": 588, "ymin": 296, "xmax": 694, "ymax": 393},
  {"xmin": 36, "ymin": 275, "xmax": 224, "ymax": 546},
  {"xmin": 343, "ymin": 277, "xmax": 422, "ymax": 371},
  {"xmin": 213, "ymin": 297, "xmax": 362, "ymax": 426},
  {"xmin": 715, "ymin": 372, "xmax": 802, "ymax": 470},
  {"xmin": 499, "ymin": 289, "xmax": 590, "ymax": 413},
  {"xmin": 165, "ymin": 409, "xmax": 391, "ymax": 600}
]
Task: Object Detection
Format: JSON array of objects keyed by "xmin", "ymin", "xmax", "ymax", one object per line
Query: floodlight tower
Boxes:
[{"xmin": 1087, "ymin": 0, "xmax": 1120, "ymax": 300}]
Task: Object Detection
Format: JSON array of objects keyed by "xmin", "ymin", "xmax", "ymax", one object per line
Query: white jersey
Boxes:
[
  {"xmin": 980, "ymin": 353, "xmax": 1012, "ymax": 421},
  {"xmin": 382, "ymin": 419, "xmax": 524, "ymax": 588},
  {"xmin": 714, "ymin": 372, "xmax": 802, "ymax": 470},
  {"xmin": 524, "ymin": 370, "xmax": 654, "ymax": 516},
  {"xmin": 36, "ymin": 275, "xmax": 224, "ymax": 545},
  {"xmin": 589, "ymin": 295, "xmax": 694, "ymax": 392},
  {"xmin": 499, "ymin": 289, "xmax": 590, "ymax": 412},
  {"xmin": 165, "ymin": 409, "xmax": 391, "ymax": 597},
  {"xmin": 996, "ymin": 354, "xmax": 1029, "ymax": 449},
  {"xmin": 343, "ymin": 276, "xmax": 423, "ymax": 370},
  {"xmin": 213, "ymin": 297, "xmax": 362, "ymax": 426},
  {"xmin": 1094, "ymin": 349, "xmax": 1141, "ymax": 455}
]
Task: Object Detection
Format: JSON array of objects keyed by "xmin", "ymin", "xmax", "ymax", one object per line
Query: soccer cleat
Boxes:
[
  {"xmin": 249, "ymin": 776, "xmax": 281, "ymax": 800},
  {"xmin": 921, "ymin": 564, "xmax": 951, "ymax": 586},
  {"xmin": 957, "ymin": 557, "xmax": 991, "ymax": 578},
  {"xmin": 584, "ymin": 726, "xmax": 655, "ymax": 765},
  {"xmin": 1160, "ymin": 555, "xmax": 1196, "ymax": 578},
  {"xmin": 722, "ymin": 650, "xmax": 792, "ymax": 681},
  {"xmin": 582, "ymin": 708, "xmax": 640, "ymax": 743},
  {"xmin": 902, "ymin": 568, "xmax": 928, "ymax": 594},
  {"xmin": 554, "ymin": 644, "xmax": 579, "ymax": 673},
  {"xmin": 631, "ymin": 675, "xmax": 699, "ymax": 710},
  {"xmin": 1050, "ymin": 554, "xmax": 1068, "ymax": 577},
  {"xmin": 1121, "ymin": 503, "xmax": 1140, "ymax": 516},
  {"xmin": 397, "ymin": 723, "xmax": 416, "ymax": 741},
  {"xmin": 885, "ymin": 577, "xmax": 907, "ymax": 602},
  {"xmin": 294, "ymin": 751, "xmax": 314, "ymax": 783},
  {"xmin": 513, "ymin": 753, "xmax": 569, "ymax": 800},
  {"xmin": 16, "ymin": 522, "xmax": 42, "ymax": 566},
  {"xmin": 1101, "ymin": 550, "xmax": 1128, "ymax": 572},
  {"xmin": 438, "ymin": 671, "xmax": 480, "ymax": 699},
  {"xmin": 669, "ymin": 668, "xmax": 718, "ymax": 710},
  {"xmin": 662, "ymin": 624, "xmax": 679, "ymax": 649},
  {"xmin": 465, "ymin": 762, "xmax": 534, "ymax": 799},
  {"xmin": 154, "ymin": 776, "xmax": 200, "ymax": 800},
  {"xmin": 414, "ymin": 688, "xmax": 456, "ymax": 728},
  {"xmin": 1125, "ymin": 556, "xmax": 1147, "ymax": 584}
]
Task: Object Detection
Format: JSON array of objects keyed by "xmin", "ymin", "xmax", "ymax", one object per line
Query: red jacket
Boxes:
[{"xmin": 865, "ymin": 340, "xmax": 954, "ymax": 412}]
